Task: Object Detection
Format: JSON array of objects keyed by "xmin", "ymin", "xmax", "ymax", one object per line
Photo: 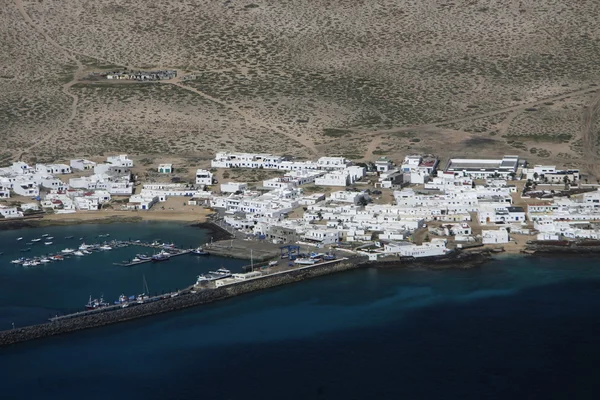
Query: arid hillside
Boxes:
[{"xmin": 1, "ymin": 0, "xmax": 600, "ymax": 170}]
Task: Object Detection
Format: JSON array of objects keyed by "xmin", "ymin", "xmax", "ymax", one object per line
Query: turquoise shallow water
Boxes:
[
  {"xmin": 0, "ymin": 222, "xmax": 246, "ymax": 327},
  {"xmin": 1, "ymin": 229, "xmax": 600, "ymax": 399}
]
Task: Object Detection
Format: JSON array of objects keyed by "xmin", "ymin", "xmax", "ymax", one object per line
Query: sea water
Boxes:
[
  {"xmin": 0, "ymin": 222, "xmax": 246, "ymax": 327},
  {"xmin": 1, "ymin": 236, "xmax": 600, "ymax": 399}
]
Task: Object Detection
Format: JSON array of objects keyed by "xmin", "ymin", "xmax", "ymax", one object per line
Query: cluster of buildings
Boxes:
[
  {"xmin": 0, "ymin": 155, "xmax": 135, "ymax": 215},
  {"xmin": 4, "ymin": 148, "xmax": 599, "ymax": 259},
  {"xmin": 103, "ymin": 70, "xmax": 177, "ymax": 81}
]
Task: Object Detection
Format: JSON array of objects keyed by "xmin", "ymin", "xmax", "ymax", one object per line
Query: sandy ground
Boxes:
[{"xmin": 3, "ymin": 1, "xmax": 600, "ymax": 174}]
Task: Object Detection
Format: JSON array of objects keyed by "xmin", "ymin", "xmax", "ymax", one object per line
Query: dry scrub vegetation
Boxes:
[{"xmin": 1, "ymin": 0, "xmax": 600, "ymax": 171}]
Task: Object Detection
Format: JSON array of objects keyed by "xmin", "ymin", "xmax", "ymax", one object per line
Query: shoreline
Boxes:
[{"xmin": 0, "ymin": 210, "xmax": 210, "ymax": 231}]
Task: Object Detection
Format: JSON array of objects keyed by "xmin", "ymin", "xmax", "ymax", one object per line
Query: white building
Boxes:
[
  {"xmin": 525, "ymin": 165, "xmax": 580, "ymax": 183},
  {"xmin": 0, "ymin": 205, "xmax": 22, "ymax": 218},
  {"xmin": 482, "ymin": 228, "xmax": 510, "ymax": 244},
  {"xmin": 35, "ymin": 164, "xmax": 72, "ymax": 175},
  {"xmin": 445, "ymin": 155, "xmax": 520, "ymax": 179},
  {"xmin": 70, "ymin": 159, "xmax": 96, "ymax": 171},
  {"xmin": 221, "ymin": 182, "xmax": 248, "ymax": 193},
  {"xmin": 315, "ymin": 166, "xmax": 365, "ymax": 187},
  {"xmin": 106, "ymin": 154, "xmax": 133, "ymax": 168},
  {"xmin": 126, "ymin": 194, "xmax": 159, "ymax": 210},
  {"xmin": 478, "ymin": 204, "xmax": 526, "ymax": 224},
  {"xmin": 158, "ymin": 164, "xmax": 173, "ymax": 174},
  {"xmin": 196, "ymin": 169, "xmax": 214, "ymax": 186},
  {"xmin": 375, "ymin": 157, "xmax": 394, "ymax": 172},
  {"xmin": 383, "ymin": 239, "xmax": 449, "ymax": 258},
  {"xmin": 303, "ymin": 229, "xmax": 340, "ymax": 245}
]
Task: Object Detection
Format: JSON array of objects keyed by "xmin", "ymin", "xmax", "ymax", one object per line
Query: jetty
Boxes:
[{"xmin": 113, "ymin": 249, "xmax": 191, "ymax": 267}]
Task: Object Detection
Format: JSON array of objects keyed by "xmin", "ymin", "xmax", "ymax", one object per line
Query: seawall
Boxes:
[{"xmin": 0, "ymin": 251, "xmax": 491, "ymax": 348}]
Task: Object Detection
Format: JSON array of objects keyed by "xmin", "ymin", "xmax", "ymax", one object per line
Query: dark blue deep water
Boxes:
[{"xmin": 1, "ymin": 226, "xmax": 600, "ymax": 399}]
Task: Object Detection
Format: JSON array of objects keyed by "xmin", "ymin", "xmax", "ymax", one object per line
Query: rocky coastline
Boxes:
[{"xmin": 0, "ymin": 250, "xmax": 492, "ymax": 348}]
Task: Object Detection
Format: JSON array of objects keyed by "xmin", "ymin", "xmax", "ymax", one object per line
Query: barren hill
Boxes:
[{"xmin": 2, "ymin": 0, "xmax": 600, "ymax": 170}]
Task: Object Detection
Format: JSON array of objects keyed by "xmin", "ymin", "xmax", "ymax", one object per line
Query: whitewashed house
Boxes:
[
  {"xmin": 482, "ymin": 228, "xmax": 510, "ymax": 244},
  {"xmin": 196, "ymin": 169, "xmax": 214, "ymax": 186},
  {"xmin": 0, "ymin": 205, "xmax": 22, "ymax": 218},
  {"xmin": 221, "ymin": 182, "xmax": 248, "ymax": 193},
  {"xmin": 158, "ymin": 164, "xmax": 173, "ymax": 174},
  {"xmin": 70, "ymin": 159, "xmax": 96, "ymax": 171}
]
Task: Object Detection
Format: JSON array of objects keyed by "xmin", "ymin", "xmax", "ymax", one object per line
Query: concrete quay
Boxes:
[{"xmin": 205, "ymin": 238, "xmax": 281, "ymax": 261}]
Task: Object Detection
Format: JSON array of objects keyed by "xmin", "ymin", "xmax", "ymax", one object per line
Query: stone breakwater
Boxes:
[
  {"xmin": 525, "ymin": 240, "xmax": 600, "ymax": 254},
  {"xmin": 0, "ymin": 251, "xmax": 491, "ymax": 348}
]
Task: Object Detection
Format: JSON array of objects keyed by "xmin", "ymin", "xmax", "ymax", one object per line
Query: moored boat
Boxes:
[
  {"xmin": 151, "ymin": 251, "xmax": 171, "ymax": 262},
  {"xmin": 73, "ymin": 250, "xmax": 85, "ymax": 256},
  {"xmin": 44, "ymin": 242, "xmax": 53, "ymax": 245},
  {"xmin": 31, "ymin": 238, "xmax": 41, "ymax": 242},
  {"xmin": 16, "ymin": 237, "xmax": 23, "ymax": 241},
  {"xmin": 294, "ymin": 258, "xmax": 317, "ymax": 265},
  {"xmin": 191, "ymin": 247, "xmax": 209, "ymax": 256},
  {"xmin": 61, "ymin": 248, "xmax": 75, "ymax": 254}
]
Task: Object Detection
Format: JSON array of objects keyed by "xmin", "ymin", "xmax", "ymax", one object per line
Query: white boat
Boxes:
[
  {"xmin": 10, "ymin": 259, "xmax": 24, "ymax": 264},
  {"xmin": 82, "ymin": 250, "xmax": 92, "ymax": 255},
  {"xmin": 47, "ymin": 237, "xmax": 54, "ymax": 240},
  {"xmin": 268, "ymin": 260, "xmax": 278, "ymax": 267},
  {"xmin": 30, "ymin": 261, "xmax": 41, "ymax": 266},
  {"xmin": 79, "ymin": 243, "xmax": 91, "ymax": 250},
  {"xmin": 73, "ymin": 251, "xmax": 85, "ymax": 256},
  {"xmin": 16, "ymin": 237, "xmax": 23, "ymax": 241},
  {"xmin": 294, "ymin": 258, "xmax": 317, "ymax": 265},
  {"xmin": 42, "ymin": 234, "xmax": 49, "ymax": 237},
  {"xmin": 99, "ymin": 245, "xmax": 112, "ymax": 251},
  {"xmin": 31, "ymin": 239, "xmax": 41, "ymax": 242},
  {"xmin": 44, "ymin": 242, "xmax": 53, "ymax": 245},
  {"xmin": 131, "ymin": 257, "xmax": 142, "ymax": 263},
  {"xmin": 40, "ymin": 258, "xmax": 51, "ymax": 263},
  {"xmin": 61, "ymin": 248, "xmax": 75, "ymax": 254}
]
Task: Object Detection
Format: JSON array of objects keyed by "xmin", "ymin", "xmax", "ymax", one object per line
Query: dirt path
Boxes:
[
  {"xmin": 581, "ymin": 93, "xmax": 600, "ymax": 175},
  {"xmin": 15, "ymin": 0, "xmax": 84, "ymax": 152},
  {"xmin": 168, "ymin": 79, "xmax": 319, "ymax": 156}
]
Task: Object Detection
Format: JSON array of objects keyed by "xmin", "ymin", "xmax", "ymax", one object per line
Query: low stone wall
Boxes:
[{"xmin": 0, "ymin": 250, "xmax": 492, "ymax": 348}]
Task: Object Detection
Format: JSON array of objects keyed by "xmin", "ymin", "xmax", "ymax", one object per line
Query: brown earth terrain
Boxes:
[{"xmin": 2, "ymin": 1, "xmax": 600, "ymax": 172}]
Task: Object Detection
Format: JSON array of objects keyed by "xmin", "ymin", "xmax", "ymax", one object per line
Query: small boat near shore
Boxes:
[
  {"xmin": 191, "ymin": 247, "xmax": 209, "ymax": 256},
  {"xmin": 44, "ymin": 242, "xmax": 53, "ymax": 245},
  {"xmin": 31, "ymin": 239, "xmax": 41, "ymax": 242}
]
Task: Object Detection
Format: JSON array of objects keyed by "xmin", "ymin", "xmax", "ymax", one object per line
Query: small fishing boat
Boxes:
[
  {"xmin": 191, "ymin": 247, "xmax": 209, "ymax": 256},
  {"xmin": 39, "ymin": 258, "xmax": 51, "ymax": 263},
  {"xmin": 151, "ymin": 251, "xmax": 171, "ymax": 262},
  {"xmin": 10, "ymin": 258, "xmax": 25, "ymax": 264},
  {"xmin": 42, "ymin": 234, "xmax": 49, "ymax": 237},
  {"xmin": 137, "ymin": 254, "xmax": 151, "ymax": 261},
  {"xmin": 82, "ymin": 250, "xmax": 92, "ymax": 255},
  {"xmin": 61, "ymin": 248, "xmax": 75, "ymax": 254},
  {"xmin": 73, "ymin": 250, "xmax": 85, "ymax": 256},
  {"xmin": 46, "ymin": 236, "xmax": 54, "ymax": 240},
  {"xmin": 44, "ymin": 242, "xmax": 53, "ymax": 245},
  {"xmin": 99, "ymin": 245, "xmax": 112, "ymax": 251},
  {"xmin": 31, "ymin": 238, "xmax": 41, "ymax": 242},
  {"xmin": 16, "ymin": 237, "xmax": 23, "ymax": 241}
]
